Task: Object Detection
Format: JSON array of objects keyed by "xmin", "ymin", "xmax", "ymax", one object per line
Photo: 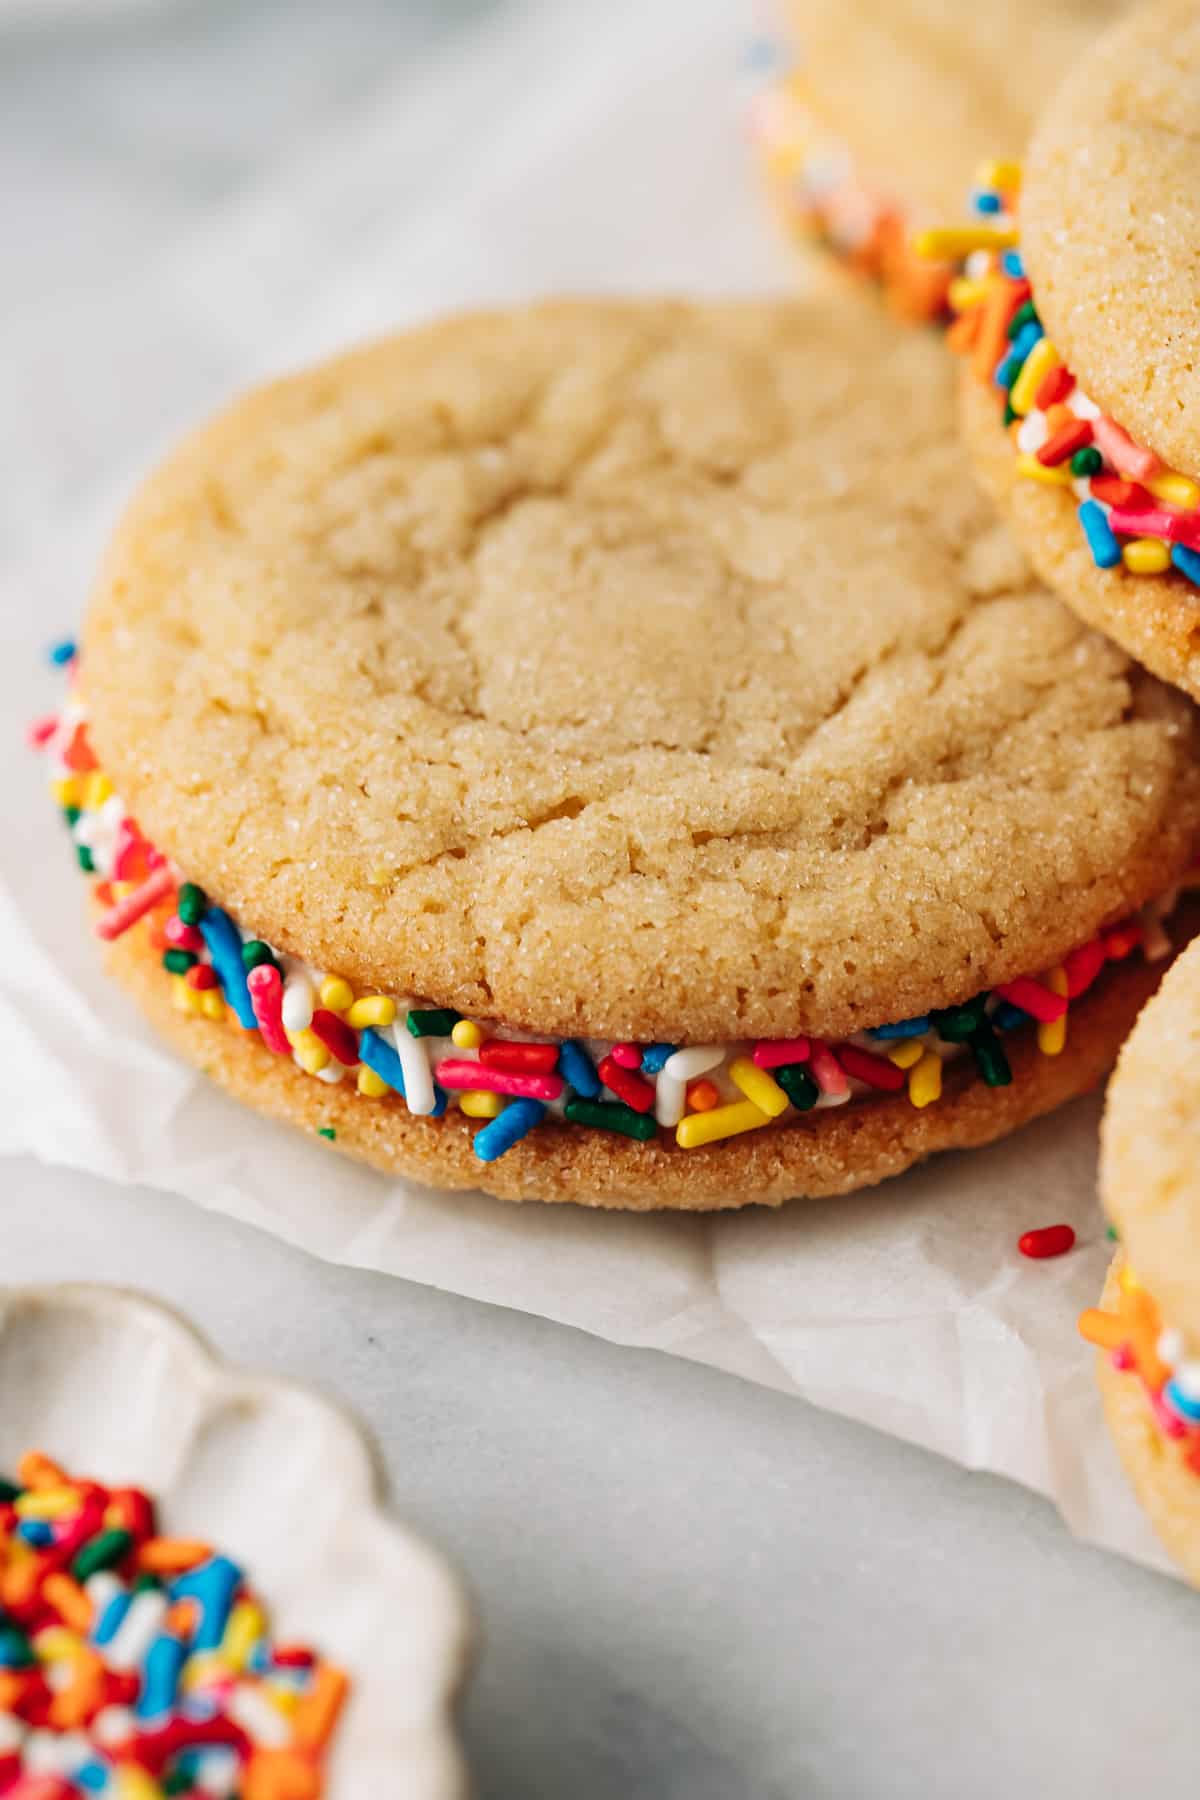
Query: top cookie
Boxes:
[
  {"xmin": 1102, "ymin": 935, "xmax": 1200, "ymax": 1344},
  {"xmin": 783, "ymin": 0, "xmax": 1130, "ymax": 222},
  {"xmin": 84, "ymin": 297, "xmax": 1200, "ymax": 1043},
  {"xmin": 1023, "ymin": 0, "xmax": 1200, "ymax": 480}
]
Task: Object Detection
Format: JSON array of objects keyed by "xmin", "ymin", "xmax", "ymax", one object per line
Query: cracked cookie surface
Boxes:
[{"xmin": 84, "ymin": 296, "xmax": 1200, "ymax": 1042}]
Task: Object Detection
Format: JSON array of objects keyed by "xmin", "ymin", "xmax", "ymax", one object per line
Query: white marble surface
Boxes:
[{"xmin": 3, "ymin": 2, "xmax": 1200, "ymax": 1795}]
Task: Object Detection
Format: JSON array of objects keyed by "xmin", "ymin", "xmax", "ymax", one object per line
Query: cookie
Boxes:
[
  {"xmin": 748, "ymin": 0, "xmax": 1129, "ymax": 320},
  {"xmin": 42, "ymin": 296, "xmax": 1200, "ymax": 1209},
  {"xmin": 941, "ymin": 0, "xmax": 1200, "ymax": 701},
  {"xmin": 1083, "ymin": 937, "xmax": 1200, "ymax": 1581}
]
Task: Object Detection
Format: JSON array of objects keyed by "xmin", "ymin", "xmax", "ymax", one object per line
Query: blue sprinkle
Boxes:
[
  {"xmin": 473, "ymin": 1098, "xmax": 546, "ymax": 1162},
  {"xmin": 1078, "ymin": 500, "xmax": 1122, "ymax": 570},
  {"xmin": 135, "ymin": 1632, "xmax": 189, "ymax": 1719},
  {"xmin": 992, "ymin": 1001, "xmax": 1030, "ymax": 1034},
  {"xmin": 1002, "ymin": 250, "xmax": 1025, "ymax": 279},
  {"xmin": 742, "ymin": 35, "xmax": 779, "ymax": 71},
  {"xmin": 995, "ymin": 319, "xmax": 1043, "ymax": 389},
  {"xmin": 559, "ymin": 1039, "xmax": 601, "ymax": 1097},
  {"xmin": 74, "ymin": 1763, "xmax": 110, "ymax": 1793},
  {"xmin": 972, "ymin": 189, "xmax": 1002, "ymax": 214},
  {"xmin": 1165, "ymin": 1379, "xmax": 1200, "ymax": 1423},
  {"xmin": 93, "ymin": 1589, "xmax": 133, "ymax": 1646},
  {"xmin": 198, "ymin": 908, "xmax": 256, "ymax": 1029},
  {"xmin": 16, "ymin": 1519, "xmax": 53, "ymax": 1547},
  {"xmin": 170, "ymin": 1554, "xmax": 242, "ymax": 1652},
  {"xmin": 869, "ymin": 1016, "xmax": 931, "ymax": 1041},
  {"xmin": 47, "ymin": 637, "xmax": 77, "ymax": 666},
  {"xmin": 358, "ymin": 1028, "xmax": 447, "ymax": 1114},
  {"xmin": 639, "ymin": 1043, "xmax": 676, "ymax": 1074},
  {"xmin": 1171, "ymin": 544, "xmax": 1200, "ymax": 587}
]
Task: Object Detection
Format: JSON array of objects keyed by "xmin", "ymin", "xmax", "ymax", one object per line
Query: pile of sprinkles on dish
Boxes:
[
  {"xmin": 918, "ymin": 165, "xmax": 1200, "ymax": 588},
  {"xmin": 744, "ymin": 38, "xmax": 952, "ymax": 323},
  {"xmin": 1080, "ymin": 1269, "xmax": 1200, "ymax": 1480},
  {"xmin": 30, "ymin": 659, "xmax": 1182, "ymax": 1166},
  {"xmin": 0, "ymin": 1448, "xmax": 347, "ymax": 1799}
]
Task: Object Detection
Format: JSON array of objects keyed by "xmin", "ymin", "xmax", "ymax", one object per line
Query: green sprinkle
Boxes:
[
  {"xmin": 162, "ymin": 948, "xmax": 196, "ymax": 974},
  {"xmin": 1071, "ymin": 445, "xmax": 1103, "ymax": 479},
  {"xmin": 76, "ymin": 844, "xmax": 95, "ymax": 873},
  {"xmin": 318, "ymin": 1126, "xmax": 337, "ymax": 1141},
  {"xmin": 931, "ymin": 996, "xmax": 990, "ymax": 1044},
  {"xmin": 241, "ymin": 939, "xmax": 275, "ymax": 972},
  {"xmin": 0, "ymin": 1626, "xmax": 35, "ymax": 1669},
  {"xmin": 163, "ymin": 1773, "xmax": 196, "ymax": 1797},
  {"xmin": 1006, "ymin": 299, "xmax": 1038, "ymax": 339},
  {"xmin": 1106, "ymin": 1225, "xmax": 1120, "ymax": 1242},
  {"xmin": 1003, "ymin": 400, "xmax": 1017, "ymax": 426},
  {"xmin": 133, "ymin": 1572, "xmax": 162, "ymax": 1595},
  {"xmin": 71, "ymin": 1526, "xmax": 133, "ymax": 1583},
  {"xmin": 176, "ymin": 881, "xmax": 208, "ymax": 925},
  {"xmin": 968, "ymin": 1024, "xmax": 1012, "ymax": 1088},
  {"xmin": 563, "ymin": 1098, "xmax": 657, "ymax": 1140},
  {"xmin": 62, "ymin": 805, "xmax": 81, "ymax": 828},
  {"xmin": 775, "ymin": 1063, "xmax": 819, "ymax": 1111},
  {"xmin": 0, "ymin": 1478, "xmax": 18, "ymax": 1505},
  {"xmin": 407, "ymin": 1008, "xmax": 460, "ymax": 1038}
]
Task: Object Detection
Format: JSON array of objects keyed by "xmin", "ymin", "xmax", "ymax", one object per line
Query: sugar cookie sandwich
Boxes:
[
  {"xmin": 748, "ymin": 0, "xmax": 1130, "ymax": 321},
  {"xmin": 1084, "ymin": 938, "xmax": 1200, "ymax": 1585},
  {"xmin": 39, "ymin": 296, "xmax": 1200, "ymax": 1210},
  {"xmin": 944, "ymin": 0, "xmax": 1200, "ymax": 702}
]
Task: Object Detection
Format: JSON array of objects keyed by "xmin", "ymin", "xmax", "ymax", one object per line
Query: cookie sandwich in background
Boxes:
[
  {"xmin": 942, "ymin": 0, "xmax": 1200, "ymax": 702},
  {"xmin": 38, "ymin": 293, "xmax": 1200, "ymax": 1210},
  {"xmin": 749, "ymin": 0, "xmax": 1130, "ymax": 321}
]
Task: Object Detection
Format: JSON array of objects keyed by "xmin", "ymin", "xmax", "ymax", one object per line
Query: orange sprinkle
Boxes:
[
  {"xmin": 165, "ymin": 1598, "xmax": 200, "ymax": 1638},
  {"xmin": 686, "ymin": 1079, "xmax": 720, "ymax": 1113},
  {"xmin": 1043, "ymin": 402, "xmax": 1076, "ymax": 434},
  {"xmin": 137, "ymin": 1537, "xmax": 213, "ymax": 1575},
  {"xmin": 1077, "ymin": 1308, "xmax": 1124, "ymax": 1352},
  {"xmin": 946, "ymin": 308, "xmax": 981, "ymax": 354},
  {"xmin": 42, "ymin": 1572, "xmax": 93, "ymax": 1634},
  {"xmin": 242, "ymin": 1749, "xmax": 322, "ymax": 1800},
  {"xmin": 973, "ymin": 277, "xmax": 1026, "ymax": 385},
  {"xmin": 18, "ymin": 1451, "xmax": 67, "ymax": 1491},
  {"xmin": 291, "ymin": 1662, "xmax": 350, "ymax": 1754},
  {"xmin": 47, "ymin": 1645, "xmax": 105, "ymax": 1730}
]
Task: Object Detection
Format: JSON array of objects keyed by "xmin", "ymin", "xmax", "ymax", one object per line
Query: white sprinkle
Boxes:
[
  {"xmin": 1174, "ymin": 1359, "xmax": 1200, "ymax": 1402},
  {"xmin": 1158, "ymin": 1328, "xmax": 1185, "ymax": 1367},
  {"xmin": 392, "ymin": 1021, "xmax": 437, "ymax": 1115},
  {"xmin": 92, "ymin": 1705, "xmax": 136, "ymax": 1748},
  {"xmin": 105, "ymin": 1590, "xmax": 168, "ymax": 1672},
  {"xmin": 0, "ymin": 1716, "xmax": 23, "ymax": 1754},
  {"xmin": 281, "ymin": 971, "xmax": 315, "ymax": 1032},
  {"xmin": 1016, "ymin": 412, "xmax": 1048, "ymax": 455},
  {"xmin": 656, "ymin": 1045, "xmax": 725, "ymax": 1127},
  {"xmin": 227, "ymin": 1680, "xmax": 292, "ymax": 1748},
  {"xmin": 313, "ymin": 1060, "xmax": 345, "ymax": 1084}
]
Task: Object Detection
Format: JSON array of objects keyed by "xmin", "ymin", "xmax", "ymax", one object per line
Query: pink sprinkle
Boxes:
[
  {"xmin": 1093, "ymin": 416, "xmax": 1161, "ymax": 482},
  {"xmin": 1146, "ymin": 1381, "xmax": 1188, "ymax": 1440},
  {"xmin": 94, "ymin": 865, "xmax": 175, "ymax": 941},
  {"xmin": 112, "ymin": 817, "xmax": 165, "ymax": 882},
  {"xmin": 808, "ymin": 1043, "xmax": 848, "ymax": 1097},
  {"xmin": 436, "ymin": 1060, "xmax": 564, "ymax": 1102},
  {"xmin": 1111, "ymin": 1344, "xmax": 1134, "ymax": 1371},
  {"xmin": 247, "ymin": 962, "xmax": 291, "ymax": 1055},
  {"xmin": 993, "ymin": 976, "xmax": 1067, "ymax": 1024},
  {"xmin": 1108, "ymin": 504, "xmax": 1200, "ymax": 550},
  {"xmin": 164, "ymin": 916, "xmax": 204, "ymax": 952},
  {"xmin": 609, "ymin": 1042, "xmax": 642, "ymax": 1069},
  {"xmin": 26, "ymin": 714, "xmax": 58, "ymax": 749},
  {"xmin": 752, "ymin": 1037, "xmax": 811, "ymax": 1069}
]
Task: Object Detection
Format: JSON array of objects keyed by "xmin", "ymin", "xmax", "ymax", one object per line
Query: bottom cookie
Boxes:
[
  {"xmin": 105, "ymin": 919, "xmax": 1188, "ymax": 1212},
  {"xmin": 1092, "ymin": 1254, "xmax": 1200, "ymax": 1587}
]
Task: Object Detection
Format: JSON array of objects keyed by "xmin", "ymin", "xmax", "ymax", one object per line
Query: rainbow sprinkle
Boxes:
[
  {"xmin": 0, "ymin": 1449, "xmax": 347, "ymax": 1798},
  {"xmin": 35, "ymin": 675, "xmax": 1185, "ymax": 1165},
  {"xmin": 1080, "ymin": 1270, "xmax": 1200, "ymax": 1481},
  {"xmin": 923, "ymin": 165, "xmax": 1200, "ymax": 586}
]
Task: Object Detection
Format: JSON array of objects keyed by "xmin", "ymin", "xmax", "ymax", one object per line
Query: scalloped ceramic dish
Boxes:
[{"xmin": 0, "ymin": 1283, "xmax": 471, "ymax": 1798}]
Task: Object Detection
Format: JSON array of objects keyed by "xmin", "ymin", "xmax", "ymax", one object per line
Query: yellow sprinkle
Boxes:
[
  {"xmin": 14, "ymin": 1487, "xmax": 81, "ymax": 1520},
  {"xmin": 51, "ymin": 776, "xmax": 83, "ymax": 809},
  {"xmin": 171, "ymin": 975, "xmax": 201, "ymax": 1016},
  {"xmin": 292, "ymin": 1030, "xmax": 331, "ymax": 1075},
  {"xmin": 676, "ymin": 1099, "xmax": 770, "ymax": 1150},
  {"xmin": 948, "ymin": 275, "xmax": 991, "ymax": 313},
  {"xmin": 914, "ymin": 225, "xmax": 1019, "ymax": 261},
  {"xmin": 115, "ymin": 1769, "xmax": 165, "ymax": 1800},
  {"xmin": 346, "ymin": 995, "xmax": 396, "ymax": 1029},
  {"xmin": 1120, "ymin": 1264, "xmax": 1143, "ymax": 1294},
  {"xmin": 318, "ymin": 976, "xmax": 355, "ymax": 1013},
  {"xmin": 1122, "ymin": 537, "xmax": 1171, "ymax": 575},
  {"xmin": 1038, "ymin": 966, "xmax": 1069, "ymax": 1056},
  {"xmin": 81, "ymin": 770, "xmax": 113, "ymax": 809},
  {"xmin": 728, "ymin": 1056, "xmax": 789, "ymax": 1118},
  {"xmin": 1015, "ymin": 452, "xmax": 1073, "ymax": 488},
  {"xmin": 221, "ymin": 1599, "xmax": 266, "ymax": 1672},
  {"xmin": 908, "ymin": 1051, "xmax": 943, "ymax": 1110},
  {"xmin": 30, "ymin": 1627, "xmax": 81, "ymax": 1662},
  {"xmin": 181, "ymin": 1652, "xmax": 228, "ymax": 1692},
  {"xmin": 266, "ymin": 1682, "xmax": 300, "ymax": 1718},
  {"xmin": 979, "ymin": 158, "xmax": 1022, "ymax": 193},
  {"xmin": 356, "ymin": 1065, "xmax": 388, "ymax": 1098},
  {"xmin": 202, "ymin": 990, "xmax": 226, "ymax": 1023},
  {"xmin": 451, "ymin": 1019, "xmax": 484, "ymax": 1050},
  {"xmin": 887, "ymin": 1040, "xmax": 924, "ymax": 1070},
  {"xmin": 1147, "ymin": 470, "xmax": 1200, "ymax": 511},
  {"xmin": 459, "ymin": 1090, "xmax": 503, "ymax": 1119},
  {"xmin": 1009, "ymin": 338, "xmax": 1061, "ymax": 416}
]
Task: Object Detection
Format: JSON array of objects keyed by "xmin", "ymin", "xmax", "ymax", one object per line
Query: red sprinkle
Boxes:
[
  {"xmin": 1018, "ymin": 1224, "xmax": 1076, "ymax": 1260},
  {"xmin": 164, "ymin": 916, "xmax": 204, "ymax": 952},
  {"xmin": 1036, "ymin": 420, "xmax": 1092, "ymax": 467},
  {"xmin": 61, "ymin": 721, "xmax": 97, "ymax": 773},
  {"xmin": 609, "ymin": 1042, "xmax": 643, "ymax": 1069},
  {"xmin": 752, "ymin": 1037, "xmax": 811, "ymax": 1069},
  {"xmin": 1034, "ymin": 364, "xmax": 1075, "ymax": 410},
  {"xmin": 993, "ymin": 976, "xmax": 1067, "ymax": 1024},
  {"xmin": 833, "ymin": 1043, "xmax": 906, "ymax": 1092},
  {"xmin": 309, "ymin": 1009, "xmax": 360, "ymax": 1067},
  {"xmin": 597, "ymin": 1055, "xmax": 656, "ymax": 1113},
  {"xmin": 478, "ymin": 1040, "xmax": 559, "ymax": 1074},
  {"xmin": 1089, "ymin": 476, "xmax": 1150, "ymax": 510},
  {"xmin": 26, "ymin": 715, "xmax": 58, "ymax": 750},
  {"xmin": 1062, "ymin": 936, "xmax": 1107, "ymax": 999},
  {"xmin": 185, "ymin": 964, "xmax": 218, "ymax": 991},
  {"xmin": 1103, "ymin": 921, "xmax": 1143, "ymax": 962}
]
